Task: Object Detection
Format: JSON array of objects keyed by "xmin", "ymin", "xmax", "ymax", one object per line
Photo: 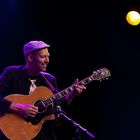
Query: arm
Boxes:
[
  {"xmin": 66, "ymin": 79, "xmax": 86, "ymax": 104},
  {"xmin": 0, "ymin": 67, "xmax": 14, "ymax": 115},
  {"xmin": 0, "ymin": 67, "xmax": 38, "ymax": 117},
  {"xmin": 43, "ymin": 74, "xmax": 86, "ymax": 105},
  {"xmin": 9, "ymin": 102, "xmax": 38, "ymax": 117}
]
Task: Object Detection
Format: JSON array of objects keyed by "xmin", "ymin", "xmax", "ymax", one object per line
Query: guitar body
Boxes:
[{"xmin": 0, "ymin": 86, "xmax": 55, "ymax": 140}]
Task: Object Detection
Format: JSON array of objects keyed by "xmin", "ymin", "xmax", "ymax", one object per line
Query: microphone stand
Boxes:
[{"xmin": 58, "ymin": 109, "xmax": 95, "ymax": 140}]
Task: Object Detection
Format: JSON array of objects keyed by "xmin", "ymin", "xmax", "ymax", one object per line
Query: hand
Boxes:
[
  {"xmin": 66, "ymin": 79, "xmax": 86, "ymax": 103},
  {"xmin": 10, "ymin": 102, "xmax": 38, "ymax": 118},
  {"xmin": 74, "ymin": 79, "xmax": 86, "ymax": 95}
]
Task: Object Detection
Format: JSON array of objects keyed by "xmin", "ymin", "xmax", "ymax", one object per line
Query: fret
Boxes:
[
  {"xmin": 44, "ymin": 98, "xmax": 53, "ymax": 106},
  {"xmin": 80, "ymin": 76, "xmax": 93, "ymax": 85},
  {"xmin": 64, "ymin": 89, "xmax": 69, "ymax": 94},
  {"xmin": 60, "ymin": 91, "xmax": 66, "ymax": 96},
  {"xmin": 55, "ymin": 93, "xmax": 63, "ymax": 99},
  {"xmin": 54, "ymin": 90, "xmax": 66, "ymax": 100},
  {"xmin": 67, "ymin": 86, "xmax": 74, "ymax": 92}
]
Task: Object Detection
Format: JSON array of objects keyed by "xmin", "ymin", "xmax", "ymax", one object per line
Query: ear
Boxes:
[{"xmin": 27, "ymin": 54, "xmax": 33, "ymax": 62}]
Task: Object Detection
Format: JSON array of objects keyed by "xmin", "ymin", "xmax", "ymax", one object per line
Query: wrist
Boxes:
[{"xmin": 9, "ymin": 102, "xmax": 21, "ymax": 112}]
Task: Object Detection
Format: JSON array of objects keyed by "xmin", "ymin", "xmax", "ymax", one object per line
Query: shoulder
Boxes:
[
  {"xmin": 3, "ymin": 65, "xmax": 24, "ymax": 74},
  {"xmin": 4, "ymin": 65, "xmax": 23, "ymax": 70},
  {"xmin": 0, "ymin": 65, "xmax": 24, "ymax": 81},
  {"xmin": 3, "ymin": 65, "xmax": 23, "ymax": 72}
]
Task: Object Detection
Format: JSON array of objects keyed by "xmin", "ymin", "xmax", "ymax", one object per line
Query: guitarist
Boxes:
[{"xmin": 0, "ymin": 40, "xmax": 86, "ymax": 140}]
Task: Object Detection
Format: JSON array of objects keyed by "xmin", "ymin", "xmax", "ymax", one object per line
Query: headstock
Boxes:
[{"xmin": 92, "ymin": 68, "xmax": 111, "ymax": 81}]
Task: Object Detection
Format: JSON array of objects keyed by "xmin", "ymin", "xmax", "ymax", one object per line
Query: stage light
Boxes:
[{"xmin": 126, "ymin": 11, "xmax": 140, "ymax": 26}]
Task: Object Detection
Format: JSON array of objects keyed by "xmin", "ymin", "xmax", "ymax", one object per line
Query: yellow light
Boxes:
[{"xmin": 126, "ymin": 11, "xmax": 140, "ymax": 26}]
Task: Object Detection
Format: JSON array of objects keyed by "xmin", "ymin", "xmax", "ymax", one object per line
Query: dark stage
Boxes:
[{"xmin": 0, "ymin": 0, "xmax": 140, "ymax": 140}]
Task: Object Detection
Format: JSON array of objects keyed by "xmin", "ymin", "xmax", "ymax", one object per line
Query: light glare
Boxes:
[{"xmin": 126, "ymin": 11, "xmax": 140, "ymax": 26}]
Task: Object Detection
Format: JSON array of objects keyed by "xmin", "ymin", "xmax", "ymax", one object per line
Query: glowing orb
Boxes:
[{"xmin": 126, "ymin": 11, "xmax": 140, "ymax": 26}]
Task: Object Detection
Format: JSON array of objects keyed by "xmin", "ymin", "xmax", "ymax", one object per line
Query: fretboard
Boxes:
[
  {"xmin": 41, "ymin": 67, "xmax": 110, "ymax": 106},
  {"xmin": 54, "ymin": 75, "xmax": 94, "ymax": 101}
]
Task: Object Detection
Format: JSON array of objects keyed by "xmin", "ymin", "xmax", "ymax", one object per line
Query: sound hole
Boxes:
[{"xmin": 34, "ymin": 100, "xmax": 47, "ymax": 113}]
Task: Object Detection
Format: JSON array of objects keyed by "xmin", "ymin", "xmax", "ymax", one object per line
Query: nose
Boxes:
[{"xmin": 45, "ymin": 57, "xmax": 49, "ymax": 63}]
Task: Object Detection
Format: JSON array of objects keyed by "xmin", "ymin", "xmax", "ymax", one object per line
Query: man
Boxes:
[{"xmin": 0, "ymin": 40, "xmax": 86, "ymax": 140}]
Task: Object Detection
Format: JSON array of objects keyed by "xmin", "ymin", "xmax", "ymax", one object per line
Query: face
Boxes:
[{"xmin": 29, "ymin": 48, "xmax": 50, "ymax": 72}]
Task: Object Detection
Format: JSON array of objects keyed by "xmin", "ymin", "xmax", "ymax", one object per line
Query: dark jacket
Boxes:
[{"xmin": 0, "ymin": 65, "xmax": 58, "ymax": 115}]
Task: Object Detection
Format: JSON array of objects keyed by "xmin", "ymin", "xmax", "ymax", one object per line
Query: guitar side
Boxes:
[{"xmin": 0, "ymin": 86, "xmax": 55, "ymax": 140}]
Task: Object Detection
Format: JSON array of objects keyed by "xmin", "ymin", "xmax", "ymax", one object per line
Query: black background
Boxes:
[{"xmin": 0, "ymin": 0, "xmax": 140, "ymax": 140}]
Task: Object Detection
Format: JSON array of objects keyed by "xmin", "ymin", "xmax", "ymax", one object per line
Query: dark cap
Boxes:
[{"xmin": 23, "ymin": 40, "xmax": 50, "ymax": 56}]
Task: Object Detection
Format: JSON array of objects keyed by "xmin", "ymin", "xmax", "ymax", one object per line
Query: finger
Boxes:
[
  {"xmin": 76, "ymin": 85, "xmax": 86, "ymax": 90},
  {"xmin": 29, "ymin": 110, "xmax": 37, "ymax": 115},
  {"xmin": 74, "ymin": 79, "xmax": 79, "ymax": 89},
  {"xmin": 74, "ymin": 78, "xmax": 79, "ymax": 84},
  {"xmin": 28, "ymin": 113, "xmax": 36, "ymax": 117},
  {"xmin": 29, "ymin": 107, "xmax": 38, "ymax": 113},
  {"xmin": 30, "ymin": 105, "xmax": 38, "ymax": 111},
  {"xmin": 28, "ymin": 110, "xmax": 38, "ymax": 117},
  {"xmin": 81, "ymin": 85, "xmax": 86, "ymax": 89},
  {"xmin": 75, "ymin": 86, "xmax": 82, "ymax": 91}
]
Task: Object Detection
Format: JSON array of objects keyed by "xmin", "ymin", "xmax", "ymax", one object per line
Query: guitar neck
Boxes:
[
  {"xmin": 54, "ymin": 75, "xmax": 94, "ymax": 101},
  {"xmin": 43, "ymin": 67, "xmax": 110, "ymax": 106}
]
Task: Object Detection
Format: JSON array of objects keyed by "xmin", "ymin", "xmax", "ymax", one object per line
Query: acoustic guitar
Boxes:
[{"xmin": 0, "ymin": 68, "xmax": 111, "ymax": 140}]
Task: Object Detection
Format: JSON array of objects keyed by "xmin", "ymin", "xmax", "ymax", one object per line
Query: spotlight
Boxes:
[{"xmin": 126, "ymin": 11, "xmax": 140, "ymax": 26}]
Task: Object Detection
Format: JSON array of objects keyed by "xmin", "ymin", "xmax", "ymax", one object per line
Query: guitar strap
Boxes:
[
  {"xmin": 40, "ymin": 72, "xmax": 62, "ymax": 114},
  {"xmin": 39, "ymin": 72, "xmax": 58, "ymax": 94}
]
